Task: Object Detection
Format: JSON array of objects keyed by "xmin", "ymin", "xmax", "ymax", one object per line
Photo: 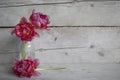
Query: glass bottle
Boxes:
[{"xmin": 19, "ymin": 41, "xmax": 35, "ymax": 60}]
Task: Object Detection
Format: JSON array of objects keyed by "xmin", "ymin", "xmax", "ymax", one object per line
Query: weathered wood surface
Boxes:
[
  {"xmin": 1, "ymin": 63, "xmax": 120, "ymax": 80},
  {"xmin": 1, "ymin": 27, "xmax": 120, "ymax": 79},
  {"xmin": 0, "ymin": 0, "xmax": 72, "ymax": 5},
  {"xmin": 1, "ymin": 0, "xmax": 120, "ymax": 79},
  {"xmin": 1, "ymin": 27, "xmax": 120, "ymax": 64},
  {"xmin": 0, "ymin": 1, "xmax": 120, "ymax": 27},
  {"xmin": 0, "ymin": 0, "xmax": 118, "ymax": 5}
]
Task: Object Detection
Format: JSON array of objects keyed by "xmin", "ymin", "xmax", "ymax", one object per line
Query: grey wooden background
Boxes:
[{"xmin": 0, "ymin": 0, "xmax": 120, "ymax": 80}]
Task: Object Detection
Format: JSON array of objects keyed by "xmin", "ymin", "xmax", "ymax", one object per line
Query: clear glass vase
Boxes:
[{"xmin": 19, "ymin": 41, "xmax": 35, "ymax": 60}]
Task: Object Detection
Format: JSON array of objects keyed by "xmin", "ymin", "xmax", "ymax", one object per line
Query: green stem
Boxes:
[
  {"xmin": 22, "ymin": 43, "xmax": 27, "ymax": 59},
  {"xmin": 35, "ymin": 67, "xmax": 66, "ymax": 71}
]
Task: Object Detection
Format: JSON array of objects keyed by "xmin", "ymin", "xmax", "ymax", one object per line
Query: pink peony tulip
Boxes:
[
  {"xmin": 12, "ymin": 17, "xmax": 39, "ymax": 41},
  {"xmin": 29, "ymin": 10, "xmax": 50, "ymax": 30},
  {"xmin": 13, "ymin": 58, "xmax": 40, "ymax": 78}
]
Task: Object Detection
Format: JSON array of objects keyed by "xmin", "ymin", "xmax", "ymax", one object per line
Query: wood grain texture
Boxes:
[
  {"xmin": 0, "ymin": 0, "xmax": 118, "ymax": 5},
  {"xmin": 0, "ymin": 27, "xmax": 120, "ymax": 79},
  {"xmin": 0, "ymin": 63, "xmax": 120, "ymax": 80},
  {"xmin": 0, "ymin": 1, "xmax": 120, "ymax": 27},
  {"xmin": 0, "ymin": 0, "xmax": 72, "ymax": 4},
  {"xmin": 1, "ymin": 27, "xmax": 120, "ymax": 64}
]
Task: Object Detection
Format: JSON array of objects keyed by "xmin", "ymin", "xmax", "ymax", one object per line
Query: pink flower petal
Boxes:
[
  {"xmin": 13, "ymin": 58, "xmax": 40, "ymax": 78},
  {"xmin": 12, "ymin": 17, "xmax": 39, "ymax": 41},
  {"xmin": 30, "ymin": 10, "xmax": 50, "ymax": 30}
]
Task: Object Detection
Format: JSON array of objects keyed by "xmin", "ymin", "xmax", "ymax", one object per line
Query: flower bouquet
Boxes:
[{"xmin": 12, "ymin": 10, "xmax": 65, "ymax": 78}]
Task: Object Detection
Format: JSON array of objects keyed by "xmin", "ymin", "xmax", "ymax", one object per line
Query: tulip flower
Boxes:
[{"xmin": 30, "ymin": 10, "xmax": 50, "ymax": 30}]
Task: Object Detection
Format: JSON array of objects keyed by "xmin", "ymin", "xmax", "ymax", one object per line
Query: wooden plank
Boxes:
[
  {"xmin": 34, "ymin": 27, "xmax": 120, "ymax": 63},
  {"xmin": 0, "ymin": 0, "xmax": 118, "ymax": 6},
  {"xmin": 0, "ymin": 63, "xmax": 120, "ymax": 80},
  {"xmin": 3, "ymin": 27, "xmax": 120, "ymax": 51},
  {"xmin": 1, "ymin": 27, "xmax": 120, "ymax": 64},
  {"xmin": 0, "ymin": 1, "xmax": 120, "ymax": 27},
  {"xmin": 1, "ymin": 48, "xmax": 120, "ymax": 64},
  {"xmin": 34, "ymin": 27, "xmax": 120, "ymax": 49},
  {"xmin": 0, "ymin": 0, "xmax": 72, "ymax": 5},
  {"xmin": 1, "ymin": 27, "xmax": 120, "ymax": 79},
  {"xmin": 36, "ymin": 48, "xmax": 120, "ymax": 63}
]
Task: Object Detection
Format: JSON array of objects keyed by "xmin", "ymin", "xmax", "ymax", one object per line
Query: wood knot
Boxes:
[{"xmin": 98, "ymin": 51, "xmax": 105, "ymax": 57}]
